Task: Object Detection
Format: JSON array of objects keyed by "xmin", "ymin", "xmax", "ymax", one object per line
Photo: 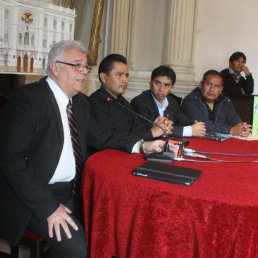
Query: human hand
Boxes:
[
  {"xmin": 230, "ymin": 122, "xmax": 251, "ymax": 137},
  {"xmin": 47, "ymin": 204, "xmax": 78, "ymax": 242},
  {"xmin": 191, "ymin": 120, "xmax": 206, "ymax": 137},
  {"xmin": 141, "ymin": 139, "xmax": 166, "ymax": 154},
  {"xmin": 242, "ymin": 65, "xmax": 251, "ymax": 76},
  {"xmin": 163, "ymin": 117, "xmax": 173, "ymax": 134},
  {"xmin": 240, "ymin": 122, "xmax": 252, "ymax": 137},
  {"xmin": 151, "ymin": 116, "xmax": 173, "ymax": 137},
  {"xmin": 167, "ymin": 142, "xmax": 179, "ymax": 156}
]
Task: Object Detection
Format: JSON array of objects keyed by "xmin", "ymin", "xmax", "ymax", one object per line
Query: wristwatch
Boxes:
[{"xmin": 139, "ymin": 139, "xmax": 144, "ymax": 154}]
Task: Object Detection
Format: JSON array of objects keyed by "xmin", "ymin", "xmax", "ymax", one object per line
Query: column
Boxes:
[
  {"xmin": 164, "ymin": 0, "xmax": 198, "ymax": 82},
  {"xmin": 109, "ymin": 0, "xmax": 130, "ymax": 56}
]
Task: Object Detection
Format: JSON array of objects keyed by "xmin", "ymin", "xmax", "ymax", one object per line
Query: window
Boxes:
[
  {"xmin": 53, "ymin": 20, "xmax": 57, "ymax": 30},
  {"xmin": 4, "ymin": 9, "xmax": 10, "ymax": 20},
  {"xmin": 43, "ymin": 39, "xmax": 47, "ymax": 48},
  {"xmin": 31, "ymin": 35, "xmax": 35, "ymax": 46},
  {"xmin": 4, "ymin": 34, "xmax": 9, "ymax": 44},
  {"xmin": 19, "ymin": 33, "xmax": 22, "ymax": 44},
  {"xmin": 24, "ymin": 32, "xmax": 29, "ymax": 45},
  {"xmin": 44, "ymin": 18, "xmax": 48, "ymax": 27}
]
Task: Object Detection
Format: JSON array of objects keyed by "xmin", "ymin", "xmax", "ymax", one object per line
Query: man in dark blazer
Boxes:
[
  {"xmin": 0, "ymin": 41, "xmax": 168, "ymax": 257},
  {"xmin": 131, "ymin": 65, "xmax": 206, "ymax": 137}
]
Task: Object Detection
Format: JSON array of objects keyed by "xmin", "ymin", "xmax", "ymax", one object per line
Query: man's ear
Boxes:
[
  {"xmin": 149, "ymin": 81, "xmax": 152, "ymax": 89},
  {"xmin": 220, "ymin": 86, "xmax": 224, "ymax": 94},
  {"xmin": 199, "ymin": 81, "xmax": 202, "ymax": 88},
  {"xmin": 229, "ymin": 61, "xmax": 232, "ymax": 68},
  {"xmin": 50, "ymin": 62, "xmax": 59, "ymax": 76},
  {"xmin": 100, "ymin": 73, "xmax": 107, "ymax": 84}
]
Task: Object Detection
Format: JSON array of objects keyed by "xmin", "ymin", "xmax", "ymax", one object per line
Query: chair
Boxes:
[{"xmin": 0, "ymin": 230, "xmax": 46, "ymax": 258}]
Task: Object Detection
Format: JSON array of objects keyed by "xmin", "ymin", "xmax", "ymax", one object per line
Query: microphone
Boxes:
[
  {"xmin": 182, "ymin": 151, "xmax": 211, "ymax": 160},
  {"xmin": 106, "ymin": 97, "xmax": 171, "ymax": 155},
  {"xmin": 106, "ymin": 97, "xmax": 168, "ymax": 137}
]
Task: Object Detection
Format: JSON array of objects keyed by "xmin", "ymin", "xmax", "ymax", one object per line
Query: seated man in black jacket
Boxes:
[
  {"xmin": 131, "ymin": 65, "xmax": 206, "ymax": 137},
  {"xmin": 89, "ymin": 54, "xmax": 172, "ymax": 148},
  {"xmin": 221, "ymin": 51, "xmax": 254, "ymax": 96},
  {"xmin": 181, "ymin": 69, "xmax": 251, "ymax": 137}
]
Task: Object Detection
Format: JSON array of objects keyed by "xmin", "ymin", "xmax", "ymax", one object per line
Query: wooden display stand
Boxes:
[{"xmin": 0, "ymin": 66, "xmax": 45, "ymax": 98}]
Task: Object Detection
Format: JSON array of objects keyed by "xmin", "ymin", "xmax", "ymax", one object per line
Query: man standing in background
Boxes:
[{"xmin": 221, "ymin": 51, "xmax": 254, "ymax": 96}]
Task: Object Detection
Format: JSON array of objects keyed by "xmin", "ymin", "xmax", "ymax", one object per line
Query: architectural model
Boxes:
[{"xmin": 0, "ymin": 0, "xmax": 75, "ymax": 73}]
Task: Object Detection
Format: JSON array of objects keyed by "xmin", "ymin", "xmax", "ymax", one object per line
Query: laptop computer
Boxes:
[{"xmin": 133, "ymin": 161, "xmax": 202, "ymax": 186}]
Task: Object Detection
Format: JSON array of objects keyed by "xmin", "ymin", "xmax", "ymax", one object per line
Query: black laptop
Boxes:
[{"xmin": 133, "ymin": 161, "xmax": 202, "ymax": 186}]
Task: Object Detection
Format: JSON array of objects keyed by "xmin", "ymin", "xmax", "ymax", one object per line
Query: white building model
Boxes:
[{"xmin": 0, "ymin": 0, "xmax": 75, "ymax": 73}]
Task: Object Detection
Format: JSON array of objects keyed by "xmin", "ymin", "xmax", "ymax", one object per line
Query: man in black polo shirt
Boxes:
[
  {"xmin": 181, "ymin": 70, "xmax": 251, "ymax": 137},
  {"xmin": 89, "ymin": 54, "xmax": 173, "ymax": 147}
]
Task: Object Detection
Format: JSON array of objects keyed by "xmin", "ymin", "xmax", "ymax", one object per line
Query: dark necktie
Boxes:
[{"xmin": 66, "ymin": 99, "xmax": 83, "ymax": 199}]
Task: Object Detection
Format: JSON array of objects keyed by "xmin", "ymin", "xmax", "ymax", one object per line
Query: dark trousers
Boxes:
[{"xmin": 27, "ymin": 181, "xmax": 86, "ymax": 258}]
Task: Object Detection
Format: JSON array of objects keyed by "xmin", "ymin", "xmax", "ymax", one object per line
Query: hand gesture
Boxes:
[
  {"xmin": 140, "ymin": 139, "xmax": 166, "ymax": 154},
  {"xmin": 47, "ymin": 204, "xmax": 78, "ymax": 242},
  {"xmin": 151, "ymin": 116, "xmax": 173, "ymax": 137},
  {"xmin": 191, "ymin": 120, "xmax": 206, "ymax": 137},
  {"xmin": 230, "ymin": 122, "xmax": 252, "ymax": 137},
  {"xmin": 242, "ymin": 65, "xmax": 251, "ymax": 76},
  {"xmin": 240, "ymin": 122, "xmax": 252, "ymax": 137}
]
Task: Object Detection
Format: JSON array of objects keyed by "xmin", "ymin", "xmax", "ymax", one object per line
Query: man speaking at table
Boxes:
[
  {"xmin": 0, "ymin": 40, "xmax": 173, "ymax": 258},
  {"xmin": 181, "ymin": 69, "xmax": 252, "ymax": 137},
  {"xmin": 89, "ymin": 54, "xmax": 173, "ymax": 147}
]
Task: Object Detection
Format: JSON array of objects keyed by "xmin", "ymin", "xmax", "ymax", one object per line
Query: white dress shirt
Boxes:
[
  {"xmin": 46, "ymin": 77, "xmax": 76, "ymax": 184},
  {"xmin": 151, "ymin": 93, "xmax": 192, "ymax": 137}
]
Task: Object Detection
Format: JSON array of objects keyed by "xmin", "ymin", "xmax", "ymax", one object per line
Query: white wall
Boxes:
[{"xmin": 195, "ymin": 0, "xmax": 258, "ymax": 94}]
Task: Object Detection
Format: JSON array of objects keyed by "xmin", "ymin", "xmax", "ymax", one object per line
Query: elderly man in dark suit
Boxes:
[
  {"xmin": 131, "ymin": 65, "xmax": 206, "ymax": 138},
  {"xmin": 0, "ymin": 40, "xmax": 169, "ymax": 257}
]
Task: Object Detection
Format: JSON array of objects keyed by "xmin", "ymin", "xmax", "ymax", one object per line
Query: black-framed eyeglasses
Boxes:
[{"xmin": 56, "ymin": 61, "xmax": 92, "ymax": 73}]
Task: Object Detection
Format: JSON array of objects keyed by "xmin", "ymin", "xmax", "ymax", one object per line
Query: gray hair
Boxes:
[{"xmin": 46, "ymin": 40, "xmax": 87, "ymax": 75}]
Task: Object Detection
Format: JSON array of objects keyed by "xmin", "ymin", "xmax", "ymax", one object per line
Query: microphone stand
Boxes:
[{"xmin": 107, "ymin": 97, "xmax": 174, "ymax": 162}]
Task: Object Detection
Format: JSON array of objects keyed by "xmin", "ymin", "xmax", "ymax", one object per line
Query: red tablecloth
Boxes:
[{"xmin": 82, "ymin": 138, "xmax": 258, "ymax": 258}]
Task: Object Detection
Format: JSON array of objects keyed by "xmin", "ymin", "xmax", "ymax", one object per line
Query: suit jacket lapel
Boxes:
[
  {"xmin": 148, "ymin": 90, "xmax": 160, "ymax": 118},
  {"xmin": 44, "ymin": 80, "xmax": 64, "ymax": 145}
]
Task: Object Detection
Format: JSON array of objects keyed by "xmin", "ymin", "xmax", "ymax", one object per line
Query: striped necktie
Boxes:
[{"xmin": 66, "ymin": 99, "xmax": 83, "ymax": 199}]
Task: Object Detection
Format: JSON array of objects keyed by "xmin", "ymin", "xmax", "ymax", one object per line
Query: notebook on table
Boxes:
[{"xmin": 133, "ymin": 161, "xmax": 202, "ymax": 186}]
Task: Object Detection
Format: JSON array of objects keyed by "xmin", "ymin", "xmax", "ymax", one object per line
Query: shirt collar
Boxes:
[
  {"xmin": 151, "ymin": 93, "xmax": 169, "ymax": 115},
  {"xmin": 229, "ymin": 67, "xmax": 241, "ymax": 80},
  {"xmin": 101, "ymin": 86, "xmax": 124, "ymax": 103},
  {"xmin": 46, "ymin": 77, "xmax": 70, "ymax": 109}
]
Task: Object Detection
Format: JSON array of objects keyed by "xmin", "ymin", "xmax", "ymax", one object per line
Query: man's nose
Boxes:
[
  {"xmin": 80, "ymin": 66, "xmax": 88, "ymax": 75},
  {"xmin": 210, "ymin": 85, "xmax": 215, "ymax": 91},
  {"xmin": 159, "ymin": 84, "xmax": 164, "ymax": 92},
  {"xmin": 122, "ymin": 74, "xmax": 128, "ymax": 82}
]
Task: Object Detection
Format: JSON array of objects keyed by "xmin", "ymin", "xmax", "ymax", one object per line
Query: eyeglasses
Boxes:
[{"xmin": 56, "ymin": 61, "xmax": 92, "ymax": 73}]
